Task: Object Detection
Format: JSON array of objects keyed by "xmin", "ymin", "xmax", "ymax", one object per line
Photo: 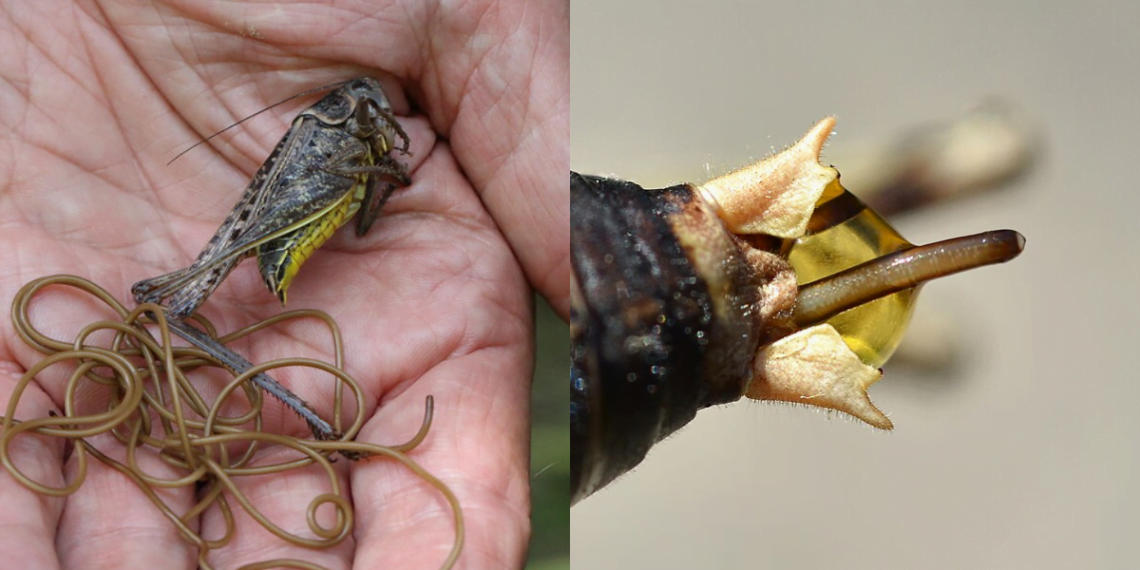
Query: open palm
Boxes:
[{"xmin": 0, "ymin": 1, "xmax": 567, "ymax": 569}]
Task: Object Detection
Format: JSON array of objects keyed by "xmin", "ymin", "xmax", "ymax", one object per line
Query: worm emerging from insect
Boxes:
[{"xmin": 571, "ymin": 117, "xmax": 1025, "ymax": 504}]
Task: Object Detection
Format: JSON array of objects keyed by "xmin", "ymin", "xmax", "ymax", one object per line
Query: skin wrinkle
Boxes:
[
  {"xmin": 6, "ymin": 69, "xmax": 170, "ymax": 257},
  {"xmin": 538, "ymin": 246, "xmax": 570, "ymax": 315},
  {"xmin": 373, "ymin": 310, "xmax": 458, "ymax": 407},
  {"xmin": 16, "ymin": 177, "xmax": 94, "ymax": 242},
  {"xmin": 187, "ymin": 85, "xmax": 315, "ymax": 167},
  {"xmin": 157, "ymin": 1, "xmax": 421, "ymax": 74},
  {"xmin": 135, "ymin": 76, "xmax": 338, "ymax": 204},
  {"xmin": 5, "ymin": 6, "xmax": 67, "ymax": 84},
  {"xmin": 139, "ymin": 153, "xmax": 245, "ymax": 240},
  {"xmin": 407, "ymin": 479, "xmax": 524, "ymax": 568},
  {"xmin": 0, "ymin": 533, "xmax": 56, "ymax": 570},
  {"xmin": 0, "ymin": 41, "xmax": 31, "ymax": 135},
  {"xmin": 12, "ymin": 143, "xmax": 119, "ymax": 203},
  {"xmin": 249, "ymin": 230, "xmax": 509, "ymax": 428},
  {"xmin": 366, "ymin": 269, "xmax": 508, "ymax": 412},
  {"xmin": 58, "ymin": 521, "xmax": 196, "ymax": 555},
  {"xmin": 428, "ymin": 4, "xmax": 566, "ymax": 318},
  {"xmin": 147, "ymin": 113, "xmax": 276, "ymax": 214},
  {"xmin": 160, "ymin": 79, "xmax": 269, "ymax": 168},
  {"xmin": 0, "ymin": 264, "xmax": 24, "ymax": 366},
  {"xmin": 7, "ymin": 171, "xmax": 163, "ymax": 262},
  {"xmin": 461, "ymin": 350, "xmax": 532, "ymax": 494},
  {"xmin": 17, "ymin": 93, "xmax": 121, "ymax": 184},
  {"xmin": 80, "ymin": 94, "xmax": 182, "ymax": 235},
  {"xmin": 450, "ymin": 265, "xmax": 531, "ymax": 359},
  {"xmin": 355, "ymin": 450, "xmax": 523, "ymax": 558},
  {"xmin": 419, "ymin": 3, "xmax": 488, "ymax": 135},
  {"xmin": 312, "ymin": 5, "xmax": 409, "ymax": 53}
]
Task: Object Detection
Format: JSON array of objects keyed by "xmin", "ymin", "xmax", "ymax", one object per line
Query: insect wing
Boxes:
[
  {"xmin": 132, "ymin": 117, "xmax": 316, "ymax": 308},
  {"xmin": 160, "ymin": 188, "xmax": 355, "ymax": 304},
  {"xmin": 133, "ymin": 79, "xmax": 409, "ymax": 317},
  {"xmin": 134, "ymin": 117, "xmax": 359, "ymax": 311}
]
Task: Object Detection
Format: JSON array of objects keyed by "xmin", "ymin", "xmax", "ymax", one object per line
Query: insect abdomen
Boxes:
[
  {"xmin": 570, "ymin": 173, "xmax": 780, "ymax": 504},
  {"xmin": 258, "ymin": 179, "xmax": 366, "ymax": 303}
]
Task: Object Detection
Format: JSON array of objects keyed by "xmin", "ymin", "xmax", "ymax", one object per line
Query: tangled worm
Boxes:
[{"xmin": 1, "ymin": 274, "xmax": 464, "ymax": 570}]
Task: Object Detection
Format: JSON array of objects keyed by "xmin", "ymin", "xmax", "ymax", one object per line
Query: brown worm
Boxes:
[{"xmin": 2, "ymin": 274, "xmax": 464, "ymax": 570}]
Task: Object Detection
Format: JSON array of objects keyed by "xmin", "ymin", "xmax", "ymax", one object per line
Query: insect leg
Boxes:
[
  {"xmin": 323, "ymin": 144, "xmax": 411, "ymax": 184},
  {"xmin": 379, "ymin": 106, "xmax": 411, "ymax": 154},
  {"xmin": 163, "ymin": 256, "xmax": 247, "ymax": 319},
  {"xmin": 358, "ymin": 98, "xmax": 410, "ymax": 155},
  {"xmin": 319, "ymin": 145, "xmax": 410, "ymax": 236},
  {"xmin": 133, "ymin": 255, "xmax": 244, "ymax": 319},
  {"xmin": 164, "ymin": 315, "xmax": 339, "ymax": 440},
  {"xmin": 132, "ymin": 266, "xmax": 197, "ymax": 304},
  {"xmin": 355, "ymin": 180, "xmax": 402, "ymax": 236}
]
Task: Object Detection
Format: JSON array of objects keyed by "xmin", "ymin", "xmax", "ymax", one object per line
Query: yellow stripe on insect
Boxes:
[{"xmin": 260, "ymin": 175, "xmax": 370, "ymax": 303}]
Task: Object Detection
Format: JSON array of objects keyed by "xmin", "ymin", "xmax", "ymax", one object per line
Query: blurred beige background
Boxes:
[{"xmin": 571, "ymin": 1, "xmax": 1139, "ymax": 568}]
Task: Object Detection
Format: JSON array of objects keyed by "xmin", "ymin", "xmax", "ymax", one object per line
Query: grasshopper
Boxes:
[
  {"xmin": 132, "ymin": 78, "xmax": 411, "ymax": 440},
  {"xmin": 134, "ymin": 77, "xmax": 410, "ymax": 316}
]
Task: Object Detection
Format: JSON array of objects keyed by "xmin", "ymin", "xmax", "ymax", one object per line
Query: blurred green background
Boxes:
[{"xmin": 527, "ymin": 296, "xmax": 569, "ymax": 570}]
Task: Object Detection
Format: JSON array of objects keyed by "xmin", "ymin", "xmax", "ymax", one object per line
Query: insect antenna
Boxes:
[{"xmin": 166, "ymin": 79, "xmax": 353, "ymax": 165}]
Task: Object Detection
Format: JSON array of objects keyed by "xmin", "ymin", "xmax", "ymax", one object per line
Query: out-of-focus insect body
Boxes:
[{"xmin": 570, "ymin": 118, "xmax": 1025, "ymax": 504}]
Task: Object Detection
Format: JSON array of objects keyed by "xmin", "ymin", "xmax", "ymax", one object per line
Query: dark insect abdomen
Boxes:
[{"xmin": 572, "ymin": 173, "xmax": 731, "ymax": 502}]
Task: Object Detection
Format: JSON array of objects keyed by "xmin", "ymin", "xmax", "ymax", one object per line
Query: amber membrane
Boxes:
[{"xmin": 787, "ymin": 180, "xmax": 920, "ymax": 368}]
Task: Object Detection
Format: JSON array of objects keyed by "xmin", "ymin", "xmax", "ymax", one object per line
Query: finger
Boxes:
[
  {"xmin": 445, "ymin": 2, "xmax": 571, "ymax": 319},
  {"xmin": 350, "ymin": 348, "xmax": 533, "ymax": 569},
  {"xmin": 198, "ymin": 448, "xmax": 354, "ymax": 570},
  {"xmin": 342, "ymin": 145, "xmax": 534, "ymax": 566},
  {"xmin": 345, "ymin": 147, "xmax": 532, "ymax": 568},
  {"xmin": 265, "ymin": 1, "xmax": 570, "ymax": 319},
  {"xmin": 56, "ymin": 433, "xmax": 198, "ymax": 570},
  {"xmin": 0, "ymin": 364, "xmax": 65, "ymax": 569}
]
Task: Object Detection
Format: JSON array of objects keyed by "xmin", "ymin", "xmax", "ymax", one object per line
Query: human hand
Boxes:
[{"xmin": 0, "ymin": 0, "xmax": 566, "ymax": 568}]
